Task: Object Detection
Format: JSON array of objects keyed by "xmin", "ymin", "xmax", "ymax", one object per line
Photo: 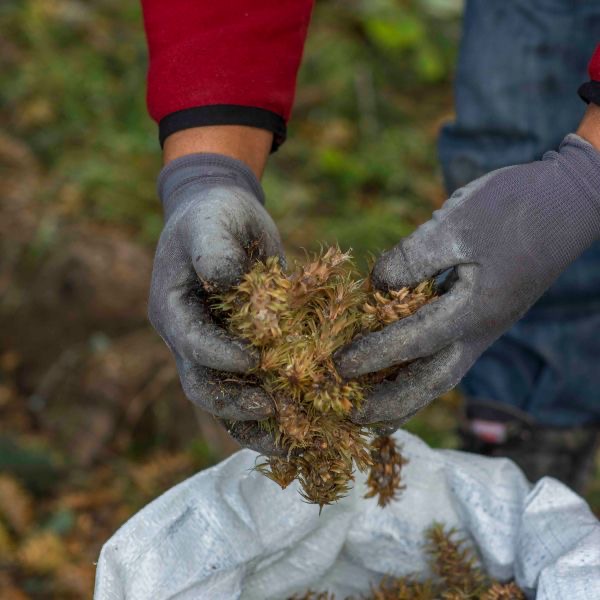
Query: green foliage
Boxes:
[
  {"xmin": 0, "ymin": 0, "xmax": 159, "ymax": 238},
  {"xmin": 0, "ymin": 435, "xmax": 62, "ymax": 495},
  {"xmin": 266, "ymin": 0, "xmax": 460, "ymax": 258},
  {"xmin": 0, "ymin": 0, "xmax": 460, "ymax": 254}
]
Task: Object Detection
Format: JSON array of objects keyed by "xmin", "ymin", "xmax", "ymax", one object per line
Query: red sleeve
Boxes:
[
  {"xmin": 589, "ymin": 44, "xmax": 600, "ymax": 81},
  {"xmin": 141, "ymin": 0, "xmax": 313, "ymax": 137},
  {"xmin": 579, "ymin": 44, "xmax": 600, "ymax": 108}
]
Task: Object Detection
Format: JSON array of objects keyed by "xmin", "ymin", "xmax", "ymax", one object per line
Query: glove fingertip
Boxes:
[
  {"xmin": 189, "ymin": 330, "xmax": 260, "ymax": 374},
  {"xmin": 196, "ymin": 251, "xmax": 248, "ymax": 292},
  {"xmin": 226, "ymin": 421, "xmax": 284, "ymax": 456},
  {"xmin": 332, "ymin": 345, "xmax": 362, "ymax": 379},
  {"xmin": 334, "ymin": 335, "xmax": 389, "ymax": 379},
  {"xmin": 203, "ymin": 383, "xmax": 274, "ymax": 421},
  {"xmin": 233, "ymin": 387, "xmax": 275, "ymax": 421},
  {"xmin": 349, "ymin": 408, "xmax": 370, "ymax": 425},
  {"xmin": 369, "ymin": 422, "xmax": 400, "ymax": 437},
  {"xmin": 370, "ymin": 246, "xmax": 415, "ymax": 291}
]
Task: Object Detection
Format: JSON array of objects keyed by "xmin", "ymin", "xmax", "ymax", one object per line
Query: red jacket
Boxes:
[
  {"xmin": 141, "ymin": 1, "xmax": 600, "ymax": 149},
  {"xmin": 141, "ymin": 0, "xmax": 314, "ymax": 148}
]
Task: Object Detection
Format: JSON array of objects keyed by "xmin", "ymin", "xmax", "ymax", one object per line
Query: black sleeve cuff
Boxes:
[
  {"xmin": 578, "ymin": 81, "xmax": 600, "ymax": 107},
  {"xmin": 158, "ymin": 105, "xmax": 287, "ymax": 153}
]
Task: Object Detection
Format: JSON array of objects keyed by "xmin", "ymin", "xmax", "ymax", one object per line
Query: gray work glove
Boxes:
[
  {"xmin": 335, "ymin": 134, "xmax": 600, "ymax": 430},
  {"xmin": 149, "ymin": 153, "xmax": 284, "ymax": 454}
]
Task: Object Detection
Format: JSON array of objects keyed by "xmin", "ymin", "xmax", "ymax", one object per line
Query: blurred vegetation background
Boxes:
[{"xmin": 1, "ymin": 0, "xmax": 598, "ymax": 598}]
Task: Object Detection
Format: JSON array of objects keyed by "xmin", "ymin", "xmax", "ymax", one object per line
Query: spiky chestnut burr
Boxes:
[
  {"xmin": 288, "ymin": 592, "xmax": 336, "ymax": 600},
  {"xmin": 370, "ymin": 577, "xmax": 435, "ymax": 600},
  {"xmin": 289, "ymin": 524, "xmax": 525, "ymax": 599},
  {"xmin": 214, "ymin": 247, "xmax": 435, "ymax": 507},
  {"xmin": 288, "ymin": 246, "xmax": 353, "ymax": 307},
  {"xmin": 213, "ymin": 257, "xmax": 290, "ymax": 346},
  {"xmin": 481, "ymin": 582, "xmax": 526, "ymax": 600},
  {"xmin": 259, "ymin": 455, "xmax": 298, "ymax": 489},
  {"xmin": 277, "ymin": 397, "xmax": 312, "ymax": 443},
  {"xmin": 364, "ymin": 436, "xmax": 408, "ymax": 507},
  {"xmin": 362, "ymin": 280, "xmax": 435, "ymax": 327},
  {"xmin": 425, "ymin": 523, "xmax": 488, "ymax": 598}
]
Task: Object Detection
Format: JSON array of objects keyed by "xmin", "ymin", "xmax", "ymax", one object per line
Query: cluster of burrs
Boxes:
[
  {"xmin": 214, "ymin": 247, "xmax": 434, "ymax": 506},
  {"xmin": 289, "ymin": 523, "xmax": 525, "ymax": 600}
]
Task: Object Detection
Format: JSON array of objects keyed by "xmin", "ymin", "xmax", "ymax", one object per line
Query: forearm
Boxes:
[
  {"xmin": 577, "ymin": 104, "xmax": 600, "ymax": 152},
  {"xmin": 163, "ymin": 126, "xmax": 273, "ymax": 178}
]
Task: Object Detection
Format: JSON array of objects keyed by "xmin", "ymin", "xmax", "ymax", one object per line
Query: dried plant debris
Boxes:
[
  {"xmin": 365, "ymin": 436, "xmax": 408, "ymax": 507},
  {"xmin": 290, "ymin": 592, "xmax": 336, "ymax": 600},
  {"xmin": 288, "ymin": 524, "xmax": 525, "ymax": 600},
  {"xmin": 479, "ymin": 583, "xmax": 526, "ymax": 600},
  {"xmin": 370, "ymin": 577, "xmax": 436, "ymax": 600},
  {"xmin": 0, "ymin": 448, "xmax": 203, "ymax": 597},
  {"xmin": 214, "ymin": 247, "xmax": 435, "ymax": 506},
  {"xmin": 425, "ymin": 523, "xmax": 487, "ymax": 597},
  {"xmin": 362, "ymin": 283, "xmax": 436, "ymax": 327}
]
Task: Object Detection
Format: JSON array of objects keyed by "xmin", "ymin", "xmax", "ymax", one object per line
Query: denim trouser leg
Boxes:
[{"xmin": 439, "ymin": 0, "xmax": 600, "ymax": 427}]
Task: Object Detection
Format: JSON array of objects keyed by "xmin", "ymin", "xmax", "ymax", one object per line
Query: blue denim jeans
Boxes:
[{"xmin": 439, "ymin": 0, "xmax": 600, "ymax": 427}]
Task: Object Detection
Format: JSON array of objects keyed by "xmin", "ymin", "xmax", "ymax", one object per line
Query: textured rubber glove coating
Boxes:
[
  {"xmin": 149, "ymin": 153, "xmax": 285, "ymax": 454},
  {"xmin": 336, "ymin": 135, "xmax": 600, "ymax": 429}
]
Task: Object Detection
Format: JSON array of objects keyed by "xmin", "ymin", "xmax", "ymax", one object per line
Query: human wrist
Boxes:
[
  {"xmin": 576, "ymin": 104, "xmax": 600, "ymax": 152},
  {"xmin": 162, "ymin": 125, "xmax": 273, "ymax": 179}
]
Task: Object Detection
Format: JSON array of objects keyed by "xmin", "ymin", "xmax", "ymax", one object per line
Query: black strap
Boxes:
[
  {"xmin": 578, "ymin": 81, "xmax": 600, "ymax": 107},
  {"xmin": 159, "ymin": 105, "xmax": 287, "ymax": 152}
]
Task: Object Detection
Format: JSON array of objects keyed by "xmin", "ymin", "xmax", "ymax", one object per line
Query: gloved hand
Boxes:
[
  {"xmin": 149, "ymin": 153, "xmax": 285, "ymax": 454},
  {"xmin": 335, "ymin": 134, "xmax": 600, "ymax": 431}
]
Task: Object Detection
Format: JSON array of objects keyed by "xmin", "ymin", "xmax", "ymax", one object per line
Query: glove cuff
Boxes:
[
  {"xmin": 553, "ymin": 135, "xmax": 600, "ymax": 231},
  {"xmin": 557, "ymin": 134, "xmax": 600, "ymax": 203},
  {"xmin": 537, "ymin": 134, "xmax": 600, "ymax": 268},
  {"xmin": 157, "ymin": 153, "xmax": 266, "ymax": 217}
]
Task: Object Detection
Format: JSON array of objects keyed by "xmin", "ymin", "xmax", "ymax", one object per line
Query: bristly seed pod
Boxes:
[
  {"xmin": 425, "ymin": 523, "xmax": 488, "ymax": 597},
  {"xmin": 288, "ymin": 592, "xmax": 336, "ymax": 600},
  {"xmin": 480, "ymin": 582, "xmax": 526, "ymax": 600},
  {"xmin": 213, "ymin": 247, "xmax": 435, "ymax": 507},
  {"xmin": 287, "ymin": 524, "xmax": 525, "ymax": 599},
  {"xmin": 365, "ymin": 436, "xmax": 408, "ymax": 507},
  {"xmin": 362, "ymin": 280, "xmax": 435, "ymax": 327}
]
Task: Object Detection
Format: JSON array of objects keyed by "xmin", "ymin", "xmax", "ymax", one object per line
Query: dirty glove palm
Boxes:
[
  {"xmin": 336, "ymin": 135, "xmax": 600, "ymax": 429},
  {"xmin": 149, "ymin": 154, "xmax": 284, "ymax": 453}
]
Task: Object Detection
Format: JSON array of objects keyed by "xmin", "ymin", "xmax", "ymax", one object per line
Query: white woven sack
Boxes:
[{"xmin": 94, "ymin": 430, "xmax": 600, "ymax": 600}]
